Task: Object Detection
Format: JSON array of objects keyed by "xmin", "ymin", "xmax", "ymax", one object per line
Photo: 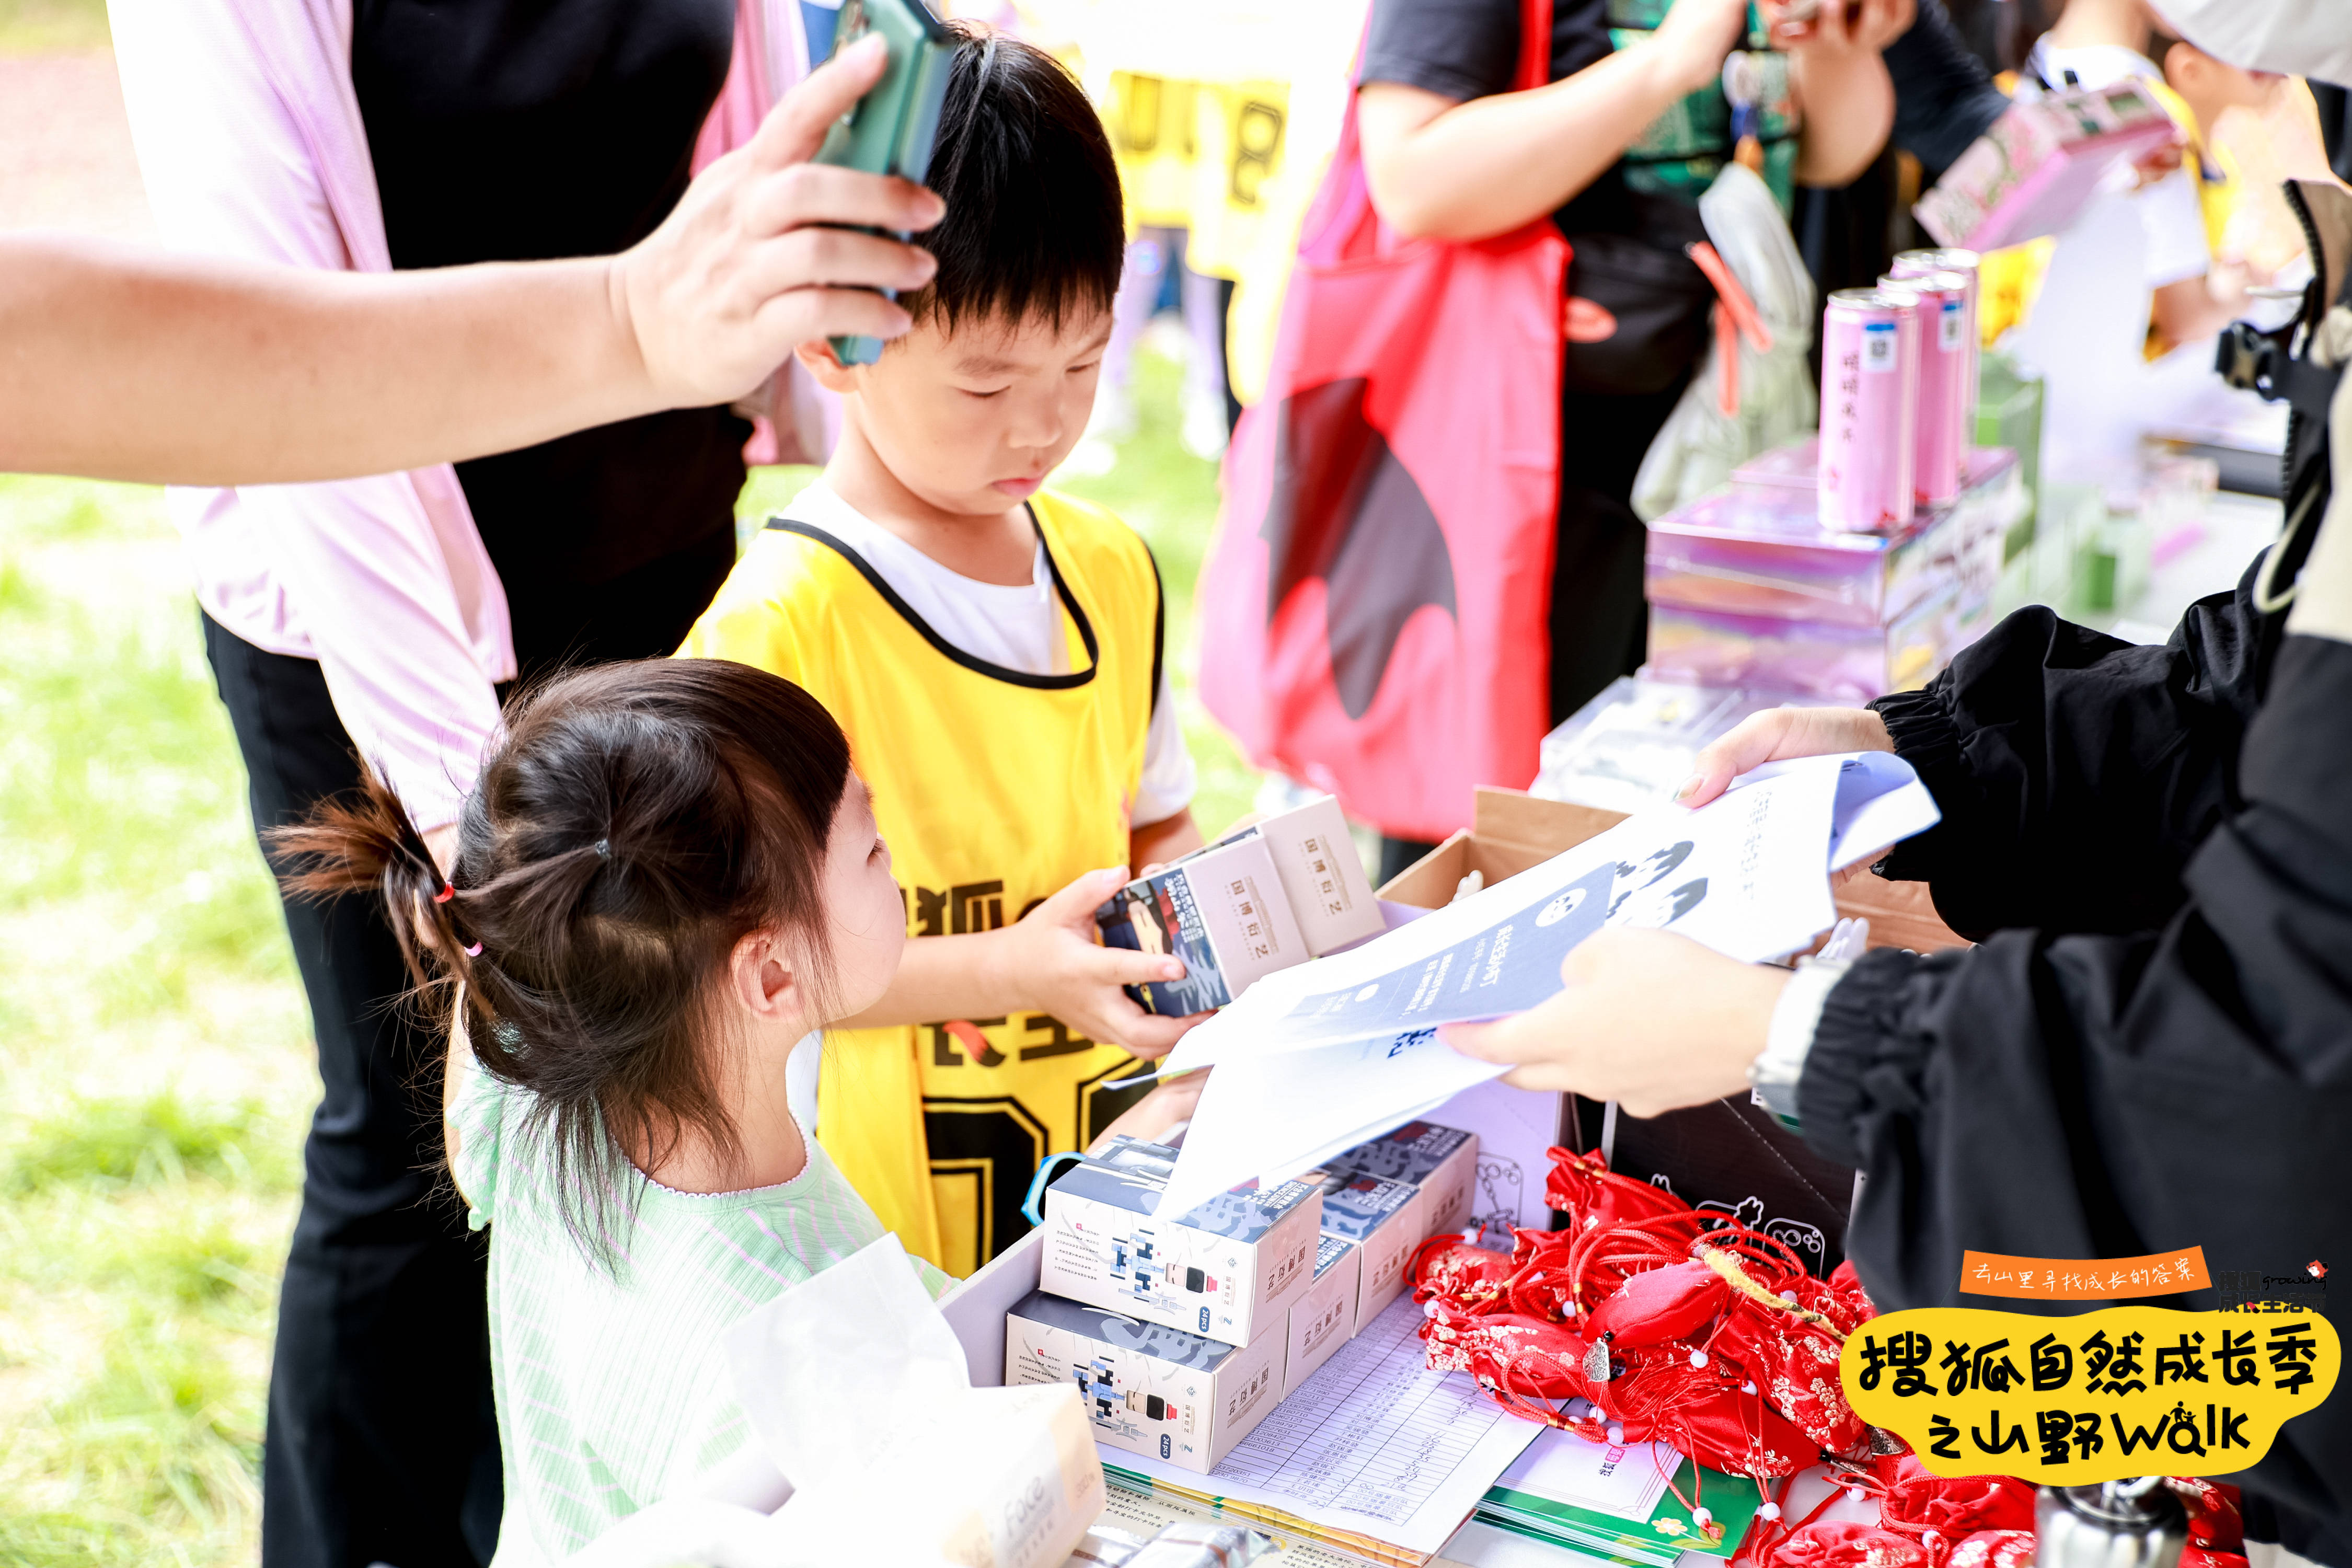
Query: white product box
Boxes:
[
  {"xmin": 1312, "ymin": 1170, "xmax": 1421, "ymax": 1329},
  {"xmin": 1220, "ymin": 794, "xmax": 1381, "ymax": 958},
  {"xmin": 1326, "ymin": 1121, "xmax": 1480, "ymax": 1241},
  {"xmin": 1006, "ymin": 1290, "xmax": 1285, "ymax": 1475},
  {"xmin": 1040, "ymin": 1136, "xmax": 1322, "ymax": 1347},
  {"xmin": 1096, "ymin": 835, "xmax": 1309, "ymax": 1015},
  {"xmin": 1281, "ymin": 1235, "xmax": 1361, "ymax": 1398}
]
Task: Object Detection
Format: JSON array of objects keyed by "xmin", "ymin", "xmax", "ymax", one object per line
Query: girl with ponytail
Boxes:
[{"xmin": 271, "ymin": 658, "xmax": 929, "ymax": 1565}]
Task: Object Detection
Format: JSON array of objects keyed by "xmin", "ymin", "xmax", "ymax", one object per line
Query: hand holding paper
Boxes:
[{"xmin": 1152, "ymin": 754, "xmax": 1937, "ymax": 1218}]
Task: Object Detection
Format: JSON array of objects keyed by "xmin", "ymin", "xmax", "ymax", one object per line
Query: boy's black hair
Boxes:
[{"xmin": 906, "ymin": 26, "xmax": 1125, "ymax": 333}]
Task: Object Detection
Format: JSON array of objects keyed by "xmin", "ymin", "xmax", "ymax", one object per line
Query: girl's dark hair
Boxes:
[
  {"xmin": 269, "ymin": 659, "xmax": 854, "ymax": 1264},
  {"xmin": 903, "ymin": 25, "xmax": 1125, "ymax": 332}
]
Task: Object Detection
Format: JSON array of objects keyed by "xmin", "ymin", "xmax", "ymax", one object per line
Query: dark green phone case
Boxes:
[{"xmin": 814, "ymin": 0, "xmax": 956, "ymax": 366}]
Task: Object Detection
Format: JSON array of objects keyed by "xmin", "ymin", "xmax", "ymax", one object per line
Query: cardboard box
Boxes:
[
  {"xmin": 1311, "ymin": 1169, "xmax": 1421, "ymax": 1327},
  {"xmin": 1281, "ymin": 1236, "xmax": 1360, "ymax": 1398},
  {"xmin": 1005, "ymin": 1290, "xmax": 1284, "ymax": 1475},
  {"xmin": 1380, "ymin": 787, "xmax": 1965, "ymax": 953},
  {"xmin": 1039, "ymin": 1136, "xmax": 1322, "ymax": 1347},
  {"xmin": 1097, "ymin": 835, "xmax": 1307, "ymax": 1015},
  {"xmin": 1325, "ymin": 1121, "xmax": 1479, "ymax": 1241}
]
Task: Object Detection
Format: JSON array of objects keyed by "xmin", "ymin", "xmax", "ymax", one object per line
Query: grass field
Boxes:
[{"xmin": 0, "ymin": 341, "xmax": 1251, "ymax": 1563}]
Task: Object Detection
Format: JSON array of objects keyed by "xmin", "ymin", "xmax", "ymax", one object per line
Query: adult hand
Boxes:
[
  {"xmin": 1675, "ymin": 705, "xmax": 1893, "ymax": 809},
  {"xmin": 614, "ymin": 33, "xmax": 945, "ymax": 411},
  {"xmin": 1653, "ymin": 0, "xmax": 1754, "ymax": 94},
  {"xmin": 1443, "ymin": 929, "xmax": 1787, "ymax": 1115},
  {"xmin": 1089, "ymin": 1069, "xmax": 1210, "ymax": 1154},
  {"xmin": 1002, "ymin": 869, "xmax": 1212, "ymax": 1058},
  {"xmin": 1767, "ymin": 0, "xmax": 1915, "ymax": 53}
]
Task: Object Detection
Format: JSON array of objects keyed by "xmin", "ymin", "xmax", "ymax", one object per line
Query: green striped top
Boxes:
[{"xmin": 449, "ymin": 1054, "xmax": 949, "ymax": 1566}]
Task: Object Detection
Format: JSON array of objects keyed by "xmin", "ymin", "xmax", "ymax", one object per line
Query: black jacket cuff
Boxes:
[
  {"xmin": 1869, "ymin": 684, "xmax": 1969, "ymax": 882},
  {"xmin": 1797, "ymin": 947, "xmax": 1924, "ymax": 1171}
]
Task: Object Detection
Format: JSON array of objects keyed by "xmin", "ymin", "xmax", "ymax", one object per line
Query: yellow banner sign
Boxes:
[{"xmin": 1840, "ymin": 1306, "xmax": 2338, "ymax": 1484}]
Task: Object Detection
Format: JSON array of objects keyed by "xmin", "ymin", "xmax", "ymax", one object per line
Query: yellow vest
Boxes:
[{"xmin": 677, "ymin": 490, "xmax": 1163, "ymax": 1278}]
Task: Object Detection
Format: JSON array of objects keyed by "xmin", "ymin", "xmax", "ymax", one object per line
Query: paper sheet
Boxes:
[
  {"xmin": 1154, "ymin": 756, "xmax": 1934, "ymax": 1218},
  {"xmin": 1102, "ymin": 1294, "xmax": 1544, "ymax": 1557}
]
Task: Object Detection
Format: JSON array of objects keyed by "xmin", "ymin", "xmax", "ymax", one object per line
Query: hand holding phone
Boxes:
[{"xmin": 812, "ymin": 0, "xmax": 958, "ymax": 365}]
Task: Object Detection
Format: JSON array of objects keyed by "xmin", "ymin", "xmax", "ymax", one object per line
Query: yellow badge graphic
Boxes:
[{"xmin": 1842, "ymin": 1307, "xmax": 2337, "ymax": 1483}]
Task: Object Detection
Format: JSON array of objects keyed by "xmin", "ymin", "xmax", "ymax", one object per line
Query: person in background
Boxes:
[
  {"xmin": 2028, "ymin": 0, "xmax": 2243, "ymax": 351},
  {"xmin": 0, "ymin": 67, "xmax": 934, "ymax": 486},
  {"xmin": 681, "ymin": 31, "xmax": 1209, "ymax": 1283},
  {"xmin": 103, "ymin": 0, "xmax": 839, "ymax": 1560},
  {"xmin": 1351, "ymin": 0, "xmax": 1905, "ymax": 882},
  {"xmin": 2151, "ymin": 18, "xmax": 2288, "ymax": 279}
]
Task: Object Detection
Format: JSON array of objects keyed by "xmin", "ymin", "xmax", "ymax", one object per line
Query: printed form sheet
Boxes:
[{"xmin": 1105, "ymin": 1295, "xmax": 1543, "ymax": 1555}]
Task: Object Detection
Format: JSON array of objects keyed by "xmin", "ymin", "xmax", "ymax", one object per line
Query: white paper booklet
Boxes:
[{"xmin": 1153, "ymin": 754, "xmax": 1936, "ymax": 1219}]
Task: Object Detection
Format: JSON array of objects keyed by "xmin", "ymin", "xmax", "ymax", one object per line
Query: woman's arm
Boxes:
[
  {"xmin": 1779, "ymin": 0, "xmax": 1908, "ymax": 188},
  {"xmin": 1357, "ymin": 0, "xmax": 1748, "ymax": 244},
  {"xmin": 0, "ymin": 41, "xmax": 938, "ymax": 488}
]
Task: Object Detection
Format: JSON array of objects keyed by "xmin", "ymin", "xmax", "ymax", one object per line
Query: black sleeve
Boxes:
[
  {"xmin": 1360, "ymin": 0, "xmax": 1520, "ymax": 105},
  {"xmin": 1881, "ymin": 0, "xmax": 2010, "ymax": 175},
  {"xmin": 1802, "ymin": 631, "xmax": 2352, "ymax": 1561},
  {"xmin": 1862, "ymin": 549, "xmax": 2267, "ymax": 939}
]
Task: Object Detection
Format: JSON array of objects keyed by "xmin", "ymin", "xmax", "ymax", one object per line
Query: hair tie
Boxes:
[
  {"xmin": 433, "ymin": 883, "xmax": 454, "ymax": 904},
  {"xmin": 463, "ymin": 941, "xmax": 483, "ymax": 958},
  {"xmin": 593, "ymin": 838, "xmax": 611, "ymax": 860}
]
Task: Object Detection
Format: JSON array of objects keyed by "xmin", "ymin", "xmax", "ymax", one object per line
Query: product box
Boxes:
[
  {"xmin": 1205, "ymin": 794, "xmax": 1382, "ymax": 958},
  {"xmin": 1039, "ymin": 1136, "xmax": 1323, "ymax": 1347},
  {"xmin": 1005, "ymin": 1290, "xmax": 1284, "ymax": 1475},
  {"xmin": 1281, "ymin": 1236, "xmax": 1361, "ymax": 1398},
  {"xmin": 1915, "ymin": 80, "xmax": 2181, "ymax": 252},
  {"xmin": 1311, "ymin": 1169, "xmax": 1422, "ymax": 1327},
  {"xmin": 1096, "ymin": 834, "xmax": 1307, "ymax": 1016},
  {"xmin": 1323, "ymin": 1121, "xmax": 1480, "ymax": 1241}
]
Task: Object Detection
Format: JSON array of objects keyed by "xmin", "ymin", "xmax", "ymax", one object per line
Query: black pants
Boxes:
[{"xmin": 204, "ymin": 615, "xmax": 501, "ymax": 1568}]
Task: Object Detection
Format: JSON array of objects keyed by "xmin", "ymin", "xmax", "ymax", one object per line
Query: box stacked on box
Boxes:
[
  {"xmin": 1011, "ymin": 1121, "xmax": 1481, "ymax": 1473},
  {"xmin": 1644, "ymin": 439, "xmax": 2025, "ymax": 700}
]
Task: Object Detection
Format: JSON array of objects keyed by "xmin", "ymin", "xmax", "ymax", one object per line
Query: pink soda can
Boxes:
[
  {"xmin": 1880, "ymin": 270, "xmax": 1970, "ymax": 508},
  {"xmin": 1892, "ymin": 247, "xmax": 1981, "ymax": 459},
  {"xmin": 1819, "ymin": 287, "xmax": 1917, "ymax": 534}
]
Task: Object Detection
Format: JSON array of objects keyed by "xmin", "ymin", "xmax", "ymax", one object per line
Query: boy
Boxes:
[{"xmin": 681, "ymin": 28, "xmax": 1207, "ymax": 1279}]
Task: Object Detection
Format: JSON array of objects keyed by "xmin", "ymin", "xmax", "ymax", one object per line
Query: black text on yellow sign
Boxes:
[{"xmin": 1839, "ymin": 1307, "xmax": 2338, "ymax": 1483}]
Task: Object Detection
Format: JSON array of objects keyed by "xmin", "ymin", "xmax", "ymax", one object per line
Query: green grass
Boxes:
[
  {"xmin": 0, "ymin": 335, "xmax": 1249, "ymax": 1561},
  {"xmin": 0, "ymin": 0, "xmax": 108, "ymax": 52}
]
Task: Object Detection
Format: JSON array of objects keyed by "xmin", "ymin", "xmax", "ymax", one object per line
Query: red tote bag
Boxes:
[{"xmin": 1196, "ymin": 0, "xmax": 1565, "ymax": 844}]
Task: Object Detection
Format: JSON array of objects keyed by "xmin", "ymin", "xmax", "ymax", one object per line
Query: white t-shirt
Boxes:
[
  {"xmin": 782, "ymin": 482, "xmax": 1198, "ymax": 828},
  {"xmin": 2029, "ymin": 42, "xmax": 2212, "ymax": 291}
]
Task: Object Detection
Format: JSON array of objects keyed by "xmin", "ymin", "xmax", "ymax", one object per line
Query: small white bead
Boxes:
[
  {"xmin": 1741, "ymin": 1380, "xmax": 1758, "ymax": 1394},
  {"xmin": 1607, "ymin": 1424, "xmax": 1627, "ymax": 1445},
  {"xmin": 1760, "ymin": 1503, "xmax": 1782, "ymax": 1522},
  {"xmin": 1848, "ymin": 1486, "xmax": 1867, "ymax": 1505},
  {"xmin": 1780, "ymin": 1289, "xmax": 1800, "ymax": 1302},
  {"xmin": 1692, "ymin": 1508, "xmax": 1714, "ymax": 1527},
  {"xmin": 1689, "ymin": 1349, "xmax": 1709, "ymax": 1368}
]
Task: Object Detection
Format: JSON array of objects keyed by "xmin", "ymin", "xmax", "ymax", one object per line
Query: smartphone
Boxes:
[{"xmin": 813, "ymin": 0, "xmax": 957, "ymax": 366}]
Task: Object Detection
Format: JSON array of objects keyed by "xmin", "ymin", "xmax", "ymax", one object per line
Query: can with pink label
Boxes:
[
  {"xmin": 1880, "ymin": 270, "xmax": 1970, "ymax": 508},
  {"xmin": 1818, "ymin": 288, "xmax": 1917, "ymax": 534},
  {"xmin": 1892, "ymin": 247, "xmax": 1981, "ymax": 455}
]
